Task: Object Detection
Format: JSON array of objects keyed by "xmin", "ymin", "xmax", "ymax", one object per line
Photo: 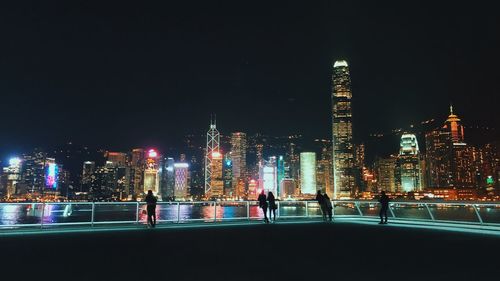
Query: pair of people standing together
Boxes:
[
  {"xmin": 316, "ymin": 191, "xmax": 333, "ymax": 221},
  {"xmin": 258, "ymin": 190, "xmax": 277, "ymax": 223}
]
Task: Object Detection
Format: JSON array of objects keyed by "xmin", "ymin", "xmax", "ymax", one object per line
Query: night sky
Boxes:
[{"xmin": 1, "ymin": 1, "xmax": 499, "ymax": 157}]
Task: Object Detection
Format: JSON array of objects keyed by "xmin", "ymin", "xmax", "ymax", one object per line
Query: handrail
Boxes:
[{"xmin": 0, "ymin": 200, "xmax": 499, "ymax": 230}]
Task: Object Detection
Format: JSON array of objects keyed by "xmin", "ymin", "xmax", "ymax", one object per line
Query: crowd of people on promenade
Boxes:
[{"xmin": 143, "ymin": 189, "xmax": 391, "ymax": 228}]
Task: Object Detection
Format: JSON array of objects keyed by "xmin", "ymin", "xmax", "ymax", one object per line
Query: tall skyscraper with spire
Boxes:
[
  {"xmin": 442, "ymin": 105, "xmax": 465, "ymax": 144},
  {"xmin": 331, "ymin": 60, "xmax": 355, "ymax": 199},
  {"xmin": 204, "ymin": 116, "xmax": 223, "ymax": 198}
]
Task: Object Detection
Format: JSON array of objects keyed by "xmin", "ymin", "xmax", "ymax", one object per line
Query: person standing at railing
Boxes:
[
  {"xmin": 379, "ymin": 191, "xmax": 390, "ymax": 224},
  {"xmin": 258, "ymin": 190, "xmax": 269, "ymax": 224},
  {"xmin": 316, "ymin": 190, "xmax": 326, "ymax": 221},
  {"xmin": 268, "ymin": 192, "xmax": 277, "ymax": 223},
  {"xmin": 145, "ymin": 190, "xmax": 157, "ymax": 228},
  {"xmin": 324, "ymin": 194, "xmax": 333, "ymax": 222}
]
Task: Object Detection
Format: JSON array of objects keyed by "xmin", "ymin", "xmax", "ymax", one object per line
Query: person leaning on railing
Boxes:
[{"xmin": 145, "ymin": 190, "xmax": 157, "ymax": 228}]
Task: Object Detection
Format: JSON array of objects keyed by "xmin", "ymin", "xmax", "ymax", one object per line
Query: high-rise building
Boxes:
[
  {"xmin": 144, "ymin": 149, "xmax": 160, "ymax": 196},
  {"xmin": 205, "ymin": 118, "xmax": 222, "ymax": 197},
  {"xmin": 442, "ymin": 105, "xmax": 465, "ymax": 144},
  {"xmin": 300, "ymin": 152, "xmax": 317, "ymax": 195},
  {"xmin": 159, "ymin": 157, "xmax": 175, "ymax": 200},
  {"xmin": 106, "ymin": 152, "xmax": 128, "ymax": 167},
  {"xmin": 2, "ymin": 157, "xmax": 22, "ymax": 199},
  {"xmin": 209, "ymin": 151, "xmax": 224, "ymax": 197},
  {"xmin": 130, "ymin": 148, "xmax": 145, "ymax": 198},
  {"xmin": 425, "ymin": 130, "xmax": 453, "ymax": 188},
  {"xmin": 396, "ymin": 134, "xmax": 422, "ymax": 192},
  {"xmin": 82, "ymin": 161, "xmax": 95, "ymax": 191},
  {"xmin": 174, "ymin": 163, "xmax": 189, "ymax": 199},
  {"xmin": 223, "ymin": 153, "xmax": 233, "ymax": 196},
  {"xmin": 331, "ymin": 60, "xmax": 355, "ymax": 199},
  {"xmin": 280, "ymin": 178, "xmax": 296, "ymax": 199},
  {"xmin": 374, "ymin": 157, "xmax": 397, "ymax": 192},
  {"xmin": 230, "ymin": 132, "xmax": 247, "ymax": 197},
  {"xmin": 259, "ymin": 157, "xmax": 278, "ymax": 196}
]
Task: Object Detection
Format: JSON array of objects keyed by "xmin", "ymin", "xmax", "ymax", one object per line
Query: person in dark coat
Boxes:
[
  {"xmin": 323, "ymin": 193, "xmax": 333, "ymax": 221},
  {"xmin": 257, "ymin": 190, "xmax": 269, "ymax": 223},
  {"xmin": 145, "ymin": 190, "xmax": 157, "ymax": 228},
  {"xmin": 379, "ymin": 191, "xmax": 390, "ymax": 224},
  {"xmin": 268, "ymin": 192, "xmax": 277, "ymax": 222},
  {"xmin": 316, "ymin": 190, "xmax": 326, "ymax": 221}
]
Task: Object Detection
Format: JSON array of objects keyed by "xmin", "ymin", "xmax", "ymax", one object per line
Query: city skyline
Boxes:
[{"xmin": 1, "ymin": 2, "xmax": 499, "ymax": 158}]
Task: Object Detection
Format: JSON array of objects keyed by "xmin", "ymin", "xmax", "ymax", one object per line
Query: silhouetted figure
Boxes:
[
  {"xmin": 324, "ymin": 194, "xmax": 333, "ymax": 221},
  {"xmin": 268, "ymin": 192, "xmax": 277, "ymax": 222},
  {"xmin": 258, "ymin": 190, "xmax": 269, "ymax": 224},
  {"xmin": 379, "ymin": 191, "xmax": 390, "ymax": 224},
  {"xmin": 145, "ymin": 190, "xmax": 157, "ymax": 228},
  {"xmin": 316, "ymin": 190, "xmax": 326, "ymax": 221}
]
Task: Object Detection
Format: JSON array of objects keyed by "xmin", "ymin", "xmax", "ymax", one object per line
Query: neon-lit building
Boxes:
[
  {"xmin": 442, "ymin": 105, "xmax": 465, "ymax": 144},
  {"xmin": 174, "ymin": 163, "xmax": 189, "ymax": 199},
  {"xmin": 259, "ymin": 157, "xmax": 278, "ymax": 196},
  {"xmin": 205, "ymin": 118, "xmax": 222, "ymax": 197},
  {"xmin": 2, "ymin": 157, "xmax": 22, "ymax": 198},
  {"xmin": 300, "ymin": 152, "xmax": 317, "ymax": 195},
  {"xmin": 144, "ymin": 149, "xmax": 160, "ymax": 196},
  {"xmin": 331, "ymin": 60, "xmax": 356, "ymax": 199},
  {"xmin": 397, "ymin": 134, "xmax": 422, "ymax": 192},
  {"xmin": 45, "ymin": 159, "xmax": 58, "ymax": 189},
  {"xmin": 209, "ymin": 151, "xmax": 224, "ymax": 197},
  {"xmin": 230, "ymin": 132, "xmax": 247, "ymax": 197}
]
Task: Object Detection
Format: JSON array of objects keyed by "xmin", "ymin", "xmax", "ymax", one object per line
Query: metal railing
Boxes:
[{"xmin": 0, "ymin": 201, "xmax": 499, "ymax": 230}]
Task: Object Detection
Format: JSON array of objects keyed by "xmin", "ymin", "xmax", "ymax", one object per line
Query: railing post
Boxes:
[
  {"xmin": 91, "ymin": 202, "xmax": 95, "ymax": 227},
  {"xmin": 40, "ymin": 203, "xmax": 45, "ymax": 230},
  {"xmin": 332, "ymin": 201, "xmax": 335, "ymax": 222},
  {"xmin": 305, "ymin": 201, "xmax": 309, "ymax": 218},
  {"xmin": 472, "ymin": 204, "xmax": 483, "ymax": 225},
  {"xmin": 355, "ymin": 202, "xmax": 363, "ymax": 217},
  {"xmin": 424, "ymin": 203, "xmax": 435, "ymax": 221},
  {"xmin": 246, "ymin": 201, "xmax": 250, "ymax": 221},
  {"xmin": 213, "ymin": 201, "xmax": 217, "ymax": 223},
  {"xmin": 276, "ymin": 201, "xmax": 280, "ymax": 219},
  {"xmin": 135, "ymin": 202, "xmax": 140, "ymax": 224},
  {"xmin": 388, "ymin": 203, "xmax": 396, "ymax": 218},
  {"xmin": 177, "ymin": 202, "xmax": 181, "ymax": 224}
]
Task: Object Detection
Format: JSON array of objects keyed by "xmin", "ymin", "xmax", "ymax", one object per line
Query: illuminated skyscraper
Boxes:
[
  {"xmin": 443, "ymin": 105, "xmax": 465, "ymax": 144},
  {"xmin": 204, "ymin": 118, "xmax": 222, "ymax": 197},
  {"xmin": 425, "ymin": 130, "xmax": 453, "ymax": 188},
  {"xmin": 209, "ymin": 151, "xmax": 224, "ymax": 197},
  {"xmin": 223, "ymin": 153, "xmax": 233, "ymax": 196},
  {"xmin": 259, "ymin": 157, "xmax": 278, "ymax": 195},
  {"xmin": 159, "ymin": 157, "xmax": 175, "ymax": 200},
  {"xmin": 144, "ymin": 149, "xmax": 160, "ymax": 196},
  {"xmin": 331, "ymin": 60, "xmax": 355, "ymax": 198},
  {"xmin": 174, "ymin": 163, "xmax": 189, "ymax": 199},
  {"xmin": 230, "ymin": 132, "xmax": 247, "ymax": 197},
  {"xmin": 397, "ymin": 134, "xmax": 422, "ymax": 192},
  {"xmin": 374, "ymin": 157, "xmax": 397, "ymax": 192},
  {"xmin": 2, "ymin": 158, "xmax": 22, "ymax": 198},
  {"xmin": 300, "ymin": 152, "xmax": 317, "ymax": 195},
  {"xmin": 130, "ymin": 148, "xmax": 145, "ymax": 198}
]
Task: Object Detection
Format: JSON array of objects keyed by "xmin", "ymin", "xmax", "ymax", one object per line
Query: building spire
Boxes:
[{"xmin": 449, "ymin": 103, "xmax": 454, "ymax": 115}]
